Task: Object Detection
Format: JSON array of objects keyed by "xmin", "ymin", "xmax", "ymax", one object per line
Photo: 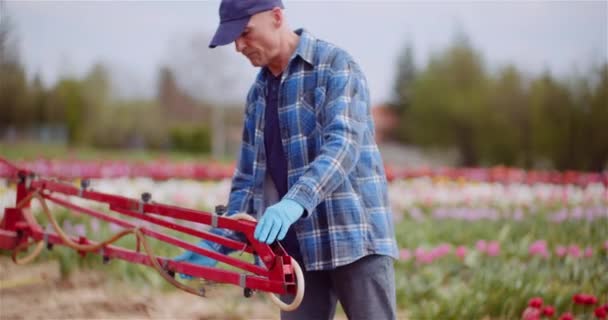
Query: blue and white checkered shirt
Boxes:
[{"xmin": 213, "ymin": 29, "xmax": 398, "ymax": 271}]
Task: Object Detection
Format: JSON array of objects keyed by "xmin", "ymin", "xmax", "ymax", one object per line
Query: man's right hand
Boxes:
[{"xmin": 173, "ymin": 240, "xmax": 218, "ymax": 279}]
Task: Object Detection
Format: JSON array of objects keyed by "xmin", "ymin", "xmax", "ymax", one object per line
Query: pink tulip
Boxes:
[
  {"xmin": 62, "ymin": 220, "xmax": 74, "ymax": 236},
  {"xmin": 433, "ymin": 243, "xmax": 452, "ymax": 258},
  {"xmin": 584, "ymin": 246, "xmax": 593, "ymax": 258},
  {"xmin": 476, "ymin": 240, "xmax": 487, "ymax": 253},
  {"xmin": 90, "ymin": 219, "xmax": 100, "ymax": 233},
  {"xmin": 455, "ymin": 246, "xmax": 468, "ymax": 259},
  {"xmin": 399, "ymin": 249, "xmax": 411, "ymax": 261},
  {"xmin": 486, "ymin": 241, "xmax": 500, "ymax": 256},
  {"xmin": 415, "ymin": 247, "xmax": 433, "ymax": 264},
  {"xmin": 568, "ymin": 245, "xmax": 581, "ymax": 258},
  {"xmin": 74, "ymin": 224, "xmax": 86, "ymax": 237},
  {"xmin": 555, "ymin": 245, "xmax": 567, "ymax": 257},
  {"xmin": 529, "ymin": 240, "xmax": 550, "ymax": 258},
  {"xmin": 109, "ymin": 223, "xmax": 123, "ymax": 233}
]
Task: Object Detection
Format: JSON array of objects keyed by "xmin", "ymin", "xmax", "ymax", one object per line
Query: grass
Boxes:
[
  {"xmin": 0, "ymin": 141, "xmax": 229, "ymax": 162},
  {"xmin": 394, "ymin": 213, "xmax": 608, "ymax": 319}
]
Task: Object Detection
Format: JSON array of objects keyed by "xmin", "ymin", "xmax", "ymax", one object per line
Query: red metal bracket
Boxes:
[{"xmin": 0, "ymin": 159, "xmax": 302, "ymax": 302}]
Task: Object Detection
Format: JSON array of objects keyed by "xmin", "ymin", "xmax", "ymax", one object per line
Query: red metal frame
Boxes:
[{"xmin": 0, "ymin": 160, "xmax": 298, "ymax": 296}]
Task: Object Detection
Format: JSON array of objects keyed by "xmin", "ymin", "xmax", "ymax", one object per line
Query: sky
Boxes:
[{"xmin": 4, "ymin": 0, "xmax": 608, "ymax": 105}]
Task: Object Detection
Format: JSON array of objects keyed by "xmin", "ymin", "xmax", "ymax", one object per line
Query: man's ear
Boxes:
[{"xmin": 271, "ymin": 7, "xmax": 283, "ymax": 28}]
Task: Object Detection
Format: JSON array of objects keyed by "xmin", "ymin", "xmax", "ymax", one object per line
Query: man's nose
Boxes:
[{"xmin": 235, "ymin": 37, "xmax": 245, "ymax": 52}]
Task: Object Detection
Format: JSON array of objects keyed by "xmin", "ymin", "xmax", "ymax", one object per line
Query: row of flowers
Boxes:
[
  {"xmin": 388, "ymin": 179, "xmax": 607, "ymax": 209},
  {"xmin": 399, "ymin": 240, "xmax": 608, "ymax": 264},
  {"xmin": 402, "ymin": 206, "xmax": 608, "ymax": 222},
  {"xmin": 2, "ymin": 177, "xmax": 606, "ymax": 219},
  {"xmin": 1, "ymin": 159, "xmax": 606, "ymax": 185},
  {"xmin": 523, "ymin": 295, "xmax": 608, "ymax": 319}
]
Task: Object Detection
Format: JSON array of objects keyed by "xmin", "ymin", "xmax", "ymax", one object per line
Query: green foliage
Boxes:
[
  {"xmin": 406, "ymin": 34, "xmax": 490, "ymax": 166},
  {"xmin": 169, "ymin": 125, "xmax": 212, "ymax": 154},
  {"xmin": 394, "ymin": 213, "xmax": 608, "ymax": 319},
  {"xmin": 52, "ymin": 79, "xmax": 87, "ymax": 145},
  {"xmin": 393, "ymin": 33, "xmax": 608, "ymax": 170},
  {"xmin": 9, "ymin": 199, "xmax": 605, "ymax": 319}
]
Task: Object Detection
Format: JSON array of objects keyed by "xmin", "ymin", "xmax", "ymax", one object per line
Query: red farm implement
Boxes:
[{"xmin": 0, "ymin": 158, "xmax": 304, "ymax": 311}]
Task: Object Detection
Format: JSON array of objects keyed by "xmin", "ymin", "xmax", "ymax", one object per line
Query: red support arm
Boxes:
[{"xmin": 0, "ymin": 161, "xmax": 302, "ymax": 301}]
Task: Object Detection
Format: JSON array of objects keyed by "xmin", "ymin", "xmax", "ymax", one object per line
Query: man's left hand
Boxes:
[{"xmin": 254, "ymin": 199, "xmax": 304, "ymax": 244}]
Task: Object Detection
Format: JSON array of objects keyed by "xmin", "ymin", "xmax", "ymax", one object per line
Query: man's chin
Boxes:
[{"xmin": 246, "ymin": 57, "xmax": 264, "ymax": 67}]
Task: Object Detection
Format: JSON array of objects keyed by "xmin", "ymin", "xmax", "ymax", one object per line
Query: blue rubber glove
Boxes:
[
  {"xmin": 254, "ymin": 199, "xmax": 304, "ymax": 244},
  {"xmin": 173, "ymin": 240, "xmax": 218, "ymax": 279}
]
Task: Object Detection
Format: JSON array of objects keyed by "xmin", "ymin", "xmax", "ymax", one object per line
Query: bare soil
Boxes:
[{"xmin": 0, "ymin": 257, "xmax": 283, "ymax": 320}]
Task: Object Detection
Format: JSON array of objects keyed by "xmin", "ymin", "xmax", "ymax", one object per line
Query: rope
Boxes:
[{"xmin": 12, "ymin": 190, "xmax": 205, "ymax": 297}]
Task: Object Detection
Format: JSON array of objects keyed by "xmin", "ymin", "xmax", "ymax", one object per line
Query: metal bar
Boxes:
[
  {"xmin": 32, "ymin": 177, "xmax": 278, "ymax": 269},
  {"xmin": 28, "ymin": 229, "xmax": 286, "ymax": 294},
  {"xmin": 107, "ymin": 205, "xmax": 253, "ymax": 254},
  {"xmin": 43, "ymin": 194, "xmax": 268, "ymax": 277},
  {"xmin": 0, "ymin": 229, "xmax": 18, "ymax": 250}
]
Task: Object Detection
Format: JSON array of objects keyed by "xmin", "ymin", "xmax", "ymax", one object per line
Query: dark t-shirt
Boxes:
[{"xmin": 264, "ymin": 72, "xmax": 302, "ymax": 263}]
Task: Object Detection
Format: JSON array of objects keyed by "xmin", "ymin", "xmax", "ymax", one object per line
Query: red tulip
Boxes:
[
  {"xmin": 559, "ymin": 312, "xmax": 574, "ymax": 320},
  {"xmin": 529, "ymin": 297, "xmax": 544, "ymax": 308},
  {"xmin": 574, "ymin": 293, "xmax": 598, "ymax": 305},
  {"xmin": 541, "ymin": 305, "xmax": 555, "ymax": 317},
  {"xmin": 596, "ymin": 306, "xmax": 608, "ymax": 319}
]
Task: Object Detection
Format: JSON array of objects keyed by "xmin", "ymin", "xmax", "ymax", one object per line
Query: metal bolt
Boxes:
[
  {"xmin": 18, "ymin": 172, "xmax": 26, "ymax": 184},
  {"xmin": 243, "ymin": 287, "xmax": 254, "ymax": 298},
  {"xmin": 141, "ymin": 192, "xmax": 152, "ymax": 203},
  {"xmin": 215, "ymin": 205, "xmax": 227, "ymax": 216}
]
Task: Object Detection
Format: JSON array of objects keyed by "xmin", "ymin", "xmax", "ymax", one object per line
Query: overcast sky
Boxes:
[{"xmin": 4, "ymin": 0, "xmax": 607, "ymax": 105}]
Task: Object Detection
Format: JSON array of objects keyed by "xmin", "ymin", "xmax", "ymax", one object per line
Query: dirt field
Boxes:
[{"xmin": 0, "ymin": 257, "xmax": 287, "ymax": 320}]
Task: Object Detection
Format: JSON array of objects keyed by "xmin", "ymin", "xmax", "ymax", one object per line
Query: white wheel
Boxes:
[
  {"xmin": 229, "ymin": 212, "xmax": 305, "ymax": 311},
  {"xmin": 229, "ymin": 212, "xmax": 256, "ymax": 222},
  {"xmin": 266, "ymin": 258, "xmax": 304, "ymax": 311}
]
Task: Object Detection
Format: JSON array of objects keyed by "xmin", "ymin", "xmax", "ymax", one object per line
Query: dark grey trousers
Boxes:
[{"xmin": 280, "ymin": 254, "xmax": 396, "ymax": 320}]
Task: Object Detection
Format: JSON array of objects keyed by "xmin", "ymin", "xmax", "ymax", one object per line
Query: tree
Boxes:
[
  {"xmin": 166, "ymin": 32, "xmax": 244, "ymax": 158},
  {"xmin": 488, "ymin": 65, "xmax": 531, "ymax": 167},
  {"xmin": 528, "ymin": 72, "xmax": 577, "ymax": 170},
  {"xmin": 51, "ymin": 78, "xmax": 87, "ymax": 145},
  {"xmin": 392, "ymin": 42, "xmax": 416, "ymax": 142},
  {"xmin": 407, "ymin": 33, "xmax": 490, "ymax": 166},
  {"xmin": 586, "ymin": 64, "xmax": 608, "ymax": 171},
  {"xmin": 30, "ymin": 74, "xmax": 47, "ymax": 124},
  {"xmin": 0, "ymin": 1, "xmax": 29, "ymax": 132}
]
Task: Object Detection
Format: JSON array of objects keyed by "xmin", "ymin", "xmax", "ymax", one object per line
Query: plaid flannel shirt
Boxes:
[{"xmin": 210, "ymin": 29, "xmax": 398, "ymax": 271}]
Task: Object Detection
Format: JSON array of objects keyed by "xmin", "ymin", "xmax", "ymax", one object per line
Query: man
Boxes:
[{"xmin": 175, "ymin": 1, "xmax": 399, "ymax": 319}]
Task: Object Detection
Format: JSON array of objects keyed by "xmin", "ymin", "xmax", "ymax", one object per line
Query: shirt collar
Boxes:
[
  {"xmin": 257, "ymin": 28, "xmax": 315, "ymax": 84},
  {"xmin": 292, "ymin": 28, "xmax": 315, "ymax": 66}
]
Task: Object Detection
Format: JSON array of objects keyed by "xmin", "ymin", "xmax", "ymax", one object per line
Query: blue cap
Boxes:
[{"xmin": 209, "ymin": 0, "xmax": 284, "ymax": 48}]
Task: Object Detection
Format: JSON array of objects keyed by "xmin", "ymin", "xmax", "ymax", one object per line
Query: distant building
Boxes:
[{"xmin": 371, "ymin": 104, "xmax": 399, "ymax": 144}]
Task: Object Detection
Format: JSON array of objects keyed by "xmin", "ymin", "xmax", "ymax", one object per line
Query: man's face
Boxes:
[{"xmin": 234, "ymin": 10, "xmax": 280, "ymax": 67}]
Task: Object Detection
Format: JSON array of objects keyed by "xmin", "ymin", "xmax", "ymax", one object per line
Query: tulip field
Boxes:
[{"xmin": 1, "ymin": 159, "xmax": 607, "ymax": 319}]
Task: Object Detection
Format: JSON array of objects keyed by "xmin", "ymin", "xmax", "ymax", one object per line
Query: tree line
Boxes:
[{"xmin": 391, "ymin": 34, "xmax": 607, "ymax": 171}]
